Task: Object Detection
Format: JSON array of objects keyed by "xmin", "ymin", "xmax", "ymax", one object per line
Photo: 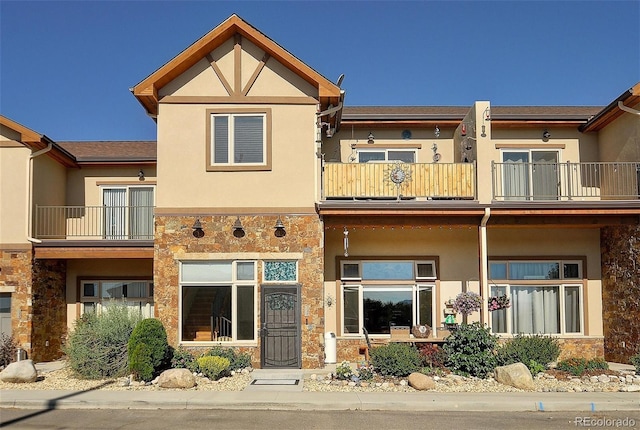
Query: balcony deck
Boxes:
[{"xmin": 323, "ymin": 162, "xmax": 476, "ymax": 200}]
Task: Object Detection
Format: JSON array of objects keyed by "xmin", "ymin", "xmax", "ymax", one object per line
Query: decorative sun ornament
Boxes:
[{"xmin": 384, "ymin": 161, "xmax": 412, "ymax": 199}]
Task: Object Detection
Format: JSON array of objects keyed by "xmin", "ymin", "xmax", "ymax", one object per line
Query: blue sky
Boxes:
[{"xmin": 1, "ymin": 1, "xmax": 638, "ymax": 141}]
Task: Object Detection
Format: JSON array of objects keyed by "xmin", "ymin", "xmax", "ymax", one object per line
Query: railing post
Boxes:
[
  {"xmin": 490, "ymin": 161, "xmax": 496, "ymax": 200},
  {"xmin": 566, "ymin": 161, "xmax": 572, "ymax": 201}
]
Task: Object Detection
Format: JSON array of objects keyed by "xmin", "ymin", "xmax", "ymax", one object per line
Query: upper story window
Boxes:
[
  {"xmin": 207, "ymin": 109, "xmax": 272, "ymax": 171},
  {"xmin": 357, "ymin": 149, "xmax": 416, "ymax": 163},
  {"xmin": 102, "ymin": 186, "xmax": 154, "ymax": 240}
]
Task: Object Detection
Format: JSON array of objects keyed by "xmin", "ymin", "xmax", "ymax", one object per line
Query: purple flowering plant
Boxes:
[
  {"xmin": 452, "ymin": 291, "xmax": 482, "ymax": 316},
  {"xmin": 488, "ymin": 295, "xmax": 511, "ymax": 311}
]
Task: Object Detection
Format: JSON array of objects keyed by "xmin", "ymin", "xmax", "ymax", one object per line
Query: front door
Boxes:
[{"xmin": 260, "ymin": 285, "xmax": 301, "ymax": 368}]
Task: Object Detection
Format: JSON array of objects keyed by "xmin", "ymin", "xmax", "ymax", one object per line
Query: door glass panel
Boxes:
[
  {"xmin": 503, "ymin": 152, "xmax": 529, "ymax": 200},
  {"xmin": 129, "ymin": 187, "xmax": 154, "ymax": 239},
  {"xmin": 532, "ymin": 151, "xmax": 559, "ymax": 200},
  {"xmin": 103, "ymin": 189, "xmax": 126, "ymax": 239},
  {"xmin": 388, "ymin": 151, "xmax": 415, "ymax": 163},
  {"xmin": 564, "ymin": 286, "xmax": 581, "ymax": 333},
  {"xmin": 358, "ymin": 152, "xmax": 385, "ymax": 163}
]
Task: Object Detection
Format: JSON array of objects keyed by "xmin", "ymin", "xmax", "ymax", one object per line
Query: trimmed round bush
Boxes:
[
  {"xmin": 443, "ymin": 322, "xmax": 499, "ymax": 378},
  {"xmin": 197, "ymin": 355, "xmax": 230, "ymax": 380},
  {"xmin": 369, "ymin": 343, "xmax": 422, "ymax": 377},
  {"xmin": 204, "ymin": 347, "xmax": 251, "ymax": 371},
  {"xmin": 128, "ymin": 318, "xmax": 169, "ymax": 381}
]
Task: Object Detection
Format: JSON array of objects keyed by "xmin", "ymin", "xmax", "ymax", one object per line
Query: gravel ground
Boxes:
[{"xmin": 1, "ymin": 361, "xmax": 638, "ymax": 393}]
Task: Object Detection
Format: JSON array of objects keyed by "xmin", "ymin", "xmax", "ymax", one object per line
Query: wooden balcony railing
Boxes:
[
  {"xmin": 322, "ymin": 162, "xmax": 476, "ymax": 199},
  {"xmin": 492, "ymin": 161, "xmax": 640, "ymax": 201},
  {"xmin": 34, "ymin": 205, "xmax": 154, "ymax": 240}
]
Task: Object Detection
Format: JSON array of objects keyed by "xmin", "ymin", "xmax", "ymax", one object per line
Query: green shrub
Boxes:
[
  {"xmin": 356, "ymin": 364, "xmax": 375, "ymax": 381},
  {"xmin": 631, "ymin": 352, "xmax": 640, "ymax": 372},
  {"xmin": 335, "ymin": 361, "xmax": 354, "ymax": 380},
  {"xmin": 127, "ymin": 318, "xmax": 169, "ymax": 381},
  {"xmin": 557, "ymin": 357, "xmax": 588, "ymax": 376},
  {"xmin": 496, "ymin": 334, "xmax": 560, "ymax": 372},
  {"xmin": 585, "ymin": 357, "xmax": 609, "ymax": 371},
  {"xmin": 443, "ymin": 322, "xmax": 499, "ymax": 378},
  {"xmin": 170, "ymin": 347, "xmax": 199, "ymax": 373},
  {"xmin": 204, "ymin": 347, "xmax": 251, "ymax": 371},
  {"xmin": 0, "ymin": 333, "xmax": 18, "ymax": 368},
  {"xmin": 557, "ymin": 357, "xmax": 609, "ymax": 376},
  {"xmin": 197, "ymin": 355, "xmax": 230, "ymax": 380},
  {"xmin": 64, "ymin": 302, "xmax": 142, "ymax": 379},
  {"xmin": 528, "ymin": 360, "xmax": 546, "ymax": 376},
  {"xmin": 369, "ymin": 343, "xmax": 422, "ymax": 377}
]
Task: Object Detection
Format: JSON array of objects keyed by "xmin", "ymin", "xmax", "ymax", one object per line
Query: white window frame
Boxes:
[
  {"xmin": 179, "ymin": 260, "xmax": 257, "ymax": 345},
  {"xmin": 210, "ymin": 113, "xmax": 267, "ymax": 166},
  {"xmin": 80, "ymin": 279, "xmax": 154, "ymax": 318},
  {"xmin": 488, "ymin": 259, "xmax": 584, "ymax": 336},
  {"xmin": 357, "ymin": 148, "xmax": 417, "ymax": 163},
  {"xmin": 339, "ymin": 260, "xmax": 438, "ymax": 337},
  {"xmin": 101, "ymin": 185, "xmax": 155, "ymax": 240}
]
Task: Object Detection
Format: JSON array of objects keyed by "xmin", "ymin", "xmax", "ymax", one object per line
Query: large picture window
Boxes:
[
  {"xmin": 80, "ymin": 280, "xmax": 154, "ymax": 318},
  {"xmin": 207, "ymin": 110, "xmax": 271, "ymax": 171},
  {"xmin": 180, "ymin": 261, "xmax": 256, "ymax": 343},
  {"xmin": 489, "ymin": 260, "xmax": 583, "ymax": 335},
  {"xmin": 340, "ymin": 260, "xmax": 436, "ymax": 337}
]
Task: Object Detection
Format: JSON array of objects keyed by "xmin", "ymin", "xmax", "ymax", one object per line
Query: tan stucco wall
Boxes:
[
  {"xmin": 156, "ymin": 102, "xmax": 317, "ymax": 209},
  {"xmin": 0, "ymin": 143, "xmax": 30, "ymax": 244},
  {"xmin": 65, "ymin": 167, "xmax": 157, "ymax": 206},
  {"xmin": 32, "ymin": 155, "xmax": 67, "ymax": 208},
  {"xmin": 598, "ymin": 101, "xmax": 640, "ymax": 162}
]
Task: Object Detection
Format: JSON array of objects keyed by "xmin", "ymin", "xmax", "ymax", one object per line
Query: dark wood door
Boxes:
[{"xmin": 260, "ymin": 285, "xmax": 301, "ymax": 368}]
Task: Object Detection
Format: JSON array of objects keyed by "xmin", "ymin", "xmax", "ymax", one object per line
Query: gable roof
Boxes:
[
  {"xmin": 57, "ymin": 141, "xmax": 156, "ymax": 164},
  {"xmin": 132, "ymin": 14, "xmax": 342, "ymax": 117},
  {"xmin": 580, "ymin": 82, "xmax": 640, "ymax": 132},
  {"xmin": 0, "ymin": 115, "xmax": 77, "ymax": 168}
]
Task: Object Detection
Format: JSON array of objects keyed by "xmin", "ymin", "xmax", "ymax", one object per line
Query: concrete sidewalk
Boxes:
[{"xmin": 1, "ymin": 389, "xmax": 639, "ymax": 412}]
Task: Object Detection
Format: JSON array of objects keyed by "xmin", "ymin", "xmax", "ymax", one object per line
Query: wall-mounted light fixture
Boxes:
[
  {"xmin": 274, "ymin": 217, "xmax": 286, "ymax": 238},
  {"xmin": 434, "ymin": 126, "xmax": 440, "ymax": 138},
  {"xmin": 481, "ymin": 107, "xmax": 491, "ymax": 138},
  {"xmin": 542, "ymin": 129, "xmax": 551, "ymax": 140},
  {"xmin": 192, "ymin": 219, "xmax": 204, "ymax": 238},
  {"xmin": 343, "ymin": 227, "xmax": 349, "ymax": 257},
  {"xmin": 138, "ymin": 169, "xmax": 145, "ymax": 180},
  {"xmin": 232, "ymin": 216, "xmax": 245, "ymax": 238},
  {"xmin": 367, "ymin": 132, "xmax": 375, "ymax": 144}
]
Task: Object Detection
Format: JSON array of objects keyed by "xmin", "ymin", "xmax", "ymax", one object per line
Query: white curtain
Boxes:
[
  {"xmin": 103, "ymin": 189, "xmax": 126, "ymax": 239},
  {"xmin": 564, "ymin": 286, "xmax": 581, "ymax": 333},
  {"xmin": 503, "ymin": 152, "xmax": 529, "ymax": 200},
  {"xmin": 511, "ymin": 286, "xmax": 559, "ymax": 334},
  {"xmin": 129, "ymin": 187, "xmax": 154, "ymax": 239}
]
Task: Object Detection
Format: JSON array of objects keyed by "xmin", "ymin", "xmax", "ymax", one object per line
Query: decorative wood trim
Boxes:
[
  {"xmin": 495, "ymin": 143, "xmax": 566, "ymax": 149},
  {"xmin": 95, "ymin": 180, "xmax": 157, "ymax": 186},
  {"xmin": 352, "ymin": 143, "xmax": 422, "ymax": 149},
  {"xmin": 242, "ymin": 53, "xmax": 270, "ymax": 96},
  {"xmin": 0, "ymin": 141, "xmax": 24, "ymax": 148},
  {"xmin": 234, "ymin": 34, "xmax": 242, "ymax": 95},
  {"xmin": 160, "ymin": 95, "xmax": 319, "ymax": 105},
  {"xmin": 205, "ymin": 53, "xmax": 233, "ymax": 96},
  {"xmin": 154, "ymin": 207, "xmax": 317, "ymax": 216},
  {"xmin": 34, "ymin": 247, "xmax": 154, "ymax": 259}
]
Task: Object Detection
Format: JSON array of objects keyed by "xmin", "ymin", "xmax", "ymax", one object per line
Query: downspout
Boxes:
[
  {"xmin": 479, "ymin": 207, "xmax": 491, "ymax": 325},
  {"xmin": 618, "ymin": 101, "xmax": 640, "ymax": 116},
  {"xmin": 26, "ymin": 143, "xmax": 53, "ymax": 243}
]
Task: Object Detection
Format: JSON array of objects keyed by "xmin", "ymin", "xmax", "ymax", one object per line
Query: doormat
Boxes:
[{"xmin": 251, "ymin": 379, "xmax": 300, "ymax": 386}]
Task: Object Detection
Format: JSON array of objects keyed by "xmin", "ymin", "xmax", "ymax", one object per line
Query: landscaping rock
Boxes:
[
  {"xmin": 0, "ymin": 360, "xmax": 38, "ymax": 383},
  {"xmin": 494, "ymin": 363, "xmax": 535, "ymax": 391},
  {"xmin": 157, "ymin": 368, "xmax": 196, "ymax": 389},
  {"xmin": 408, "ymin": 372, "xmax": 436, "ymax": 390}
]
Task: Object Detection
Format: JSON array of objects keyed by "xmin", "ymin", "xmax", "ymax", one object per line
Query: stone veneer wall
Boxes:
[
  {"xmin": 601, "ymin": 225, "xmax": 640, "ymax": 364},
  {"xmin": 154, "ymin": 214, "xmax": 325, "ymax": 369},
  {"xmin": 31, "ymin": 259, "xmax": 67, "ymax": 362},
  {"xmin": 0, "ymin": 249, "xmax": 33, "ymax": 357}
]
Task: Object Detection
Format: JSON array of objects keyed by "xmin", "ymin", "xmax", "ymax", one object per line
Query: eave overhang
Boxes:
[{"xmin": 580, "ymin": 82, "xmax": 640, "ymax": 132}]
